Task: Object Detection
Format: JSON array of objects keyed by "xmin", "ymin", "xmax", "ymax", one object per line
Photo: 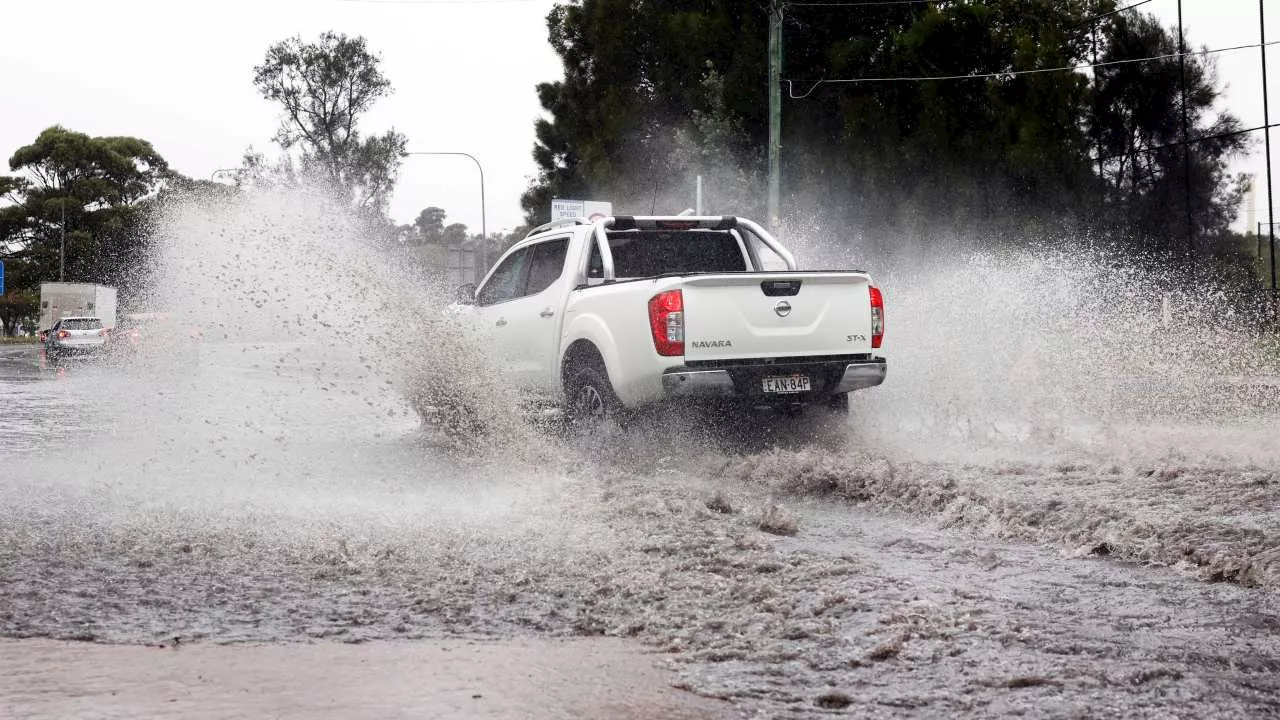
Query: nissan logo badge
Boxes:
[{"xmin": 774, "ymin": 300, "xmax": 792, "ymax": 317}]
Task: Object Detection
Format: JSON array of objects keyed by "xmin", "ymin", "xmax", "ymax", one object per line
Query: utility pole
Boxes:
[
  {"xmin": 767, "ymin": 2, "xmax": 783, "ymax": 233},
  {"xmin": 1177, "ymin": 0, "xmax": 1194, "ymax": 268},
  {"xmin": 1092, "ymin": 24, "xmax": 1104, "ymax": 185},
  {"xmin": 1262, "ymin": 0, "xmax": 1277, "ymax": 295}
]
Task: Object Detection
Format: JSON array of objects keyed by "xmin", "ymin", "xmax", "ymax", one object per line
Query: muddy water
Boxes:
[
  {"xmin": 3, "ymin": 342, "xmax": 1280, "ymax": 718},
  {"xmin": 1, "ymin": 637, "xmax": 726, "ymax": 720}
]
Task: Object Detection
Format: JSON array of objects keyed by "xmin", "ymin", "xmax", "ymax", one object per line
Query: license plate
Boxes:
[{"xmin": 762, "ymin": 375, "xmax": 810, "ymax": 394}]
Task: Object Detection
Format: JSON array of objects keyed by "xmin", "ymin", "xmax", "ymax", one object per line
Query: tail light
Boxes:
[
  {"xmin": 99, "ymin": 329, "xmax": 109, "ymax": 337},
  {"xmin": 869, "ymin": 286, "xmax": 884, "ymax": 349},
  {"xmin": 648, "ymin": 290, "xmax": 684, "ymax": 356},
  {"xmin": 56, "ymin": 330, "xmax": 70, "ymax": 340}
]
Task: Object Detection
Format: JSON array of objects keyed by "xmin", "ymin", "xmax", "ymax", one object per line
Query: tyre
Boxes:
[{"xmin": 564, "ymin": 364, "xmax": 624, "ymax": 428}]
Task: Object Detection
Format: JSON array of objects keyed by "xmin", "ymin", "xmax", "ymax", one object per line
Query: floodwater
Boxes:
[
  {"xmin": 3, "ymin": 337, "xmax": 1280, "ymax": 718},
  {"xmin": 3, "ymin": 192, "xmax": 1280, "ymax": 718},
  {"xmin": 1, "ymin": 636, "xmax": 725, "ymax": 720}
]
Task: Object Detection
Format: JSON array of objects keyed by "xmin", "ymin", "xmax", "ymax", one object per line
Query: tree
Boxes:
[
  {"xmin": 523, "ymin": 0, "xmax": 1110, "ymax": 233},
  {"xmin": 0, "ymin": 291, "xmax": 38, "ymax": 337},
  {"xmin": 442, "ymin": 222, "xmax": 469, "ymax": 247},
  {"xmin": 415, "ymin": 206, "xmax": 447, "ymax": 245},
  {"xmin": 1091, "ymin": 14, "xmax": 1247, "ymax": 252},
  {"xmin": 812, "ymin": 0, "xmax": 1104, "ymax": 236},
  {"xmin": 523, "ymin": 0, "xmax": 771, "ymax": 225},
  {"xmin": 522, "ymin": 0, "xmax": 1251, "ymax": 260},
  {"xmin": 0, "ymin": 126, "xmax": 170, "ymax": 294},
  {"xmin": 253, "ymin": 32, "xmax": 408, "ymax": 212}
]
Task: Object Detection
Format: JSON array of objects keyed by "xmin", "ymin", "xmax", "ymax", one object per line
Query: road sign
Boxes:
[
  {"xmin": 0, "ymin": 260, "xmax": 5, "ymax": 295},
  {"xmin": 551, "ymin": 199, "xmax": 613, "ymax": 223}
]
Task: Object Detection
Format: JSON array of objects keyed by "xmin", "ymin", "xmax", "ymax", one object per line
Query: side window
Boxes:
[
  {"xmin": 476, "ymin": 248, "xmax": 533, "ymax": 306},
  {"xmin": 526, "ymin": 239, "xmax": 569, "ymax": 296}
]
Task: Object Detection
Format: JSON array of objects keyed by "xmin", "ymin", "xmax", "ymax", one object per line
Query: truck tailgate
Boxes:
[{"xmin": 680, "ymin": 273, "xmax": 875, "ymax": 361}]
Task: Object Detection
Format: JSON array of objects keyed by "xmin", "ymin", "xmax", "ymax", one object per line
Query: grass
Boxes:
[{"xmin": 0, "ymin": 336, "xmax": 38, "ymax": 344}]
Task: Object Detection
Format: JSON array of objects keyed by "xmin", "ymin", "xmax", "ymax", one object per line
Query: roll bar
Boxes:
[{"xmin": 591, "ymin": 215, "xmax": 798, "ymax": 283}]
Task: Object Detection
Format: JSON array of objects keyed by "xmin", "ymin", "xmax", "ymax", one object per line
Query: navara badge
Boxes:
[{"xmin": 774, "ymin": 300, "xmax": 792, "ymax": 318}]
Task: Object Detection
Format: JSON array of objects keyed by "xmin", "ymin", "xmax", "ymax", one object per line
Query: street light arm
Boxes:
[{"xmin": 404, "ymin": 151, "xmax": 487, "ymax": 269}]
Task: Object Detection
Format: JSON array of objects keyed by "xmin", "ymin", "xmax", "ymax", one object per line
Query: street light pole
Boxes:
[{"xmin": 404, "ymin": 151, "xmax": 487, "ymax": 274}]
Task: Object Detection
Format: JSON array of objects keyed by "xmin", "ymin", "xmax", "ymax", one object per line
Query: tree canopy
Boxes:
[
  {"xmin": 0, "ymin": 126, "xmax": 171, "ymax": 300},
  {"xmin": 252, "ymin": 32, "xmax": 408, "ymax": 213},
  {"xmin": 1092, "ymin": 13, "xmax": 1247, "ymax": 249},
  {"xmin": 523, "ymin": 0, "xmax": 1248, "ymax": 259}
]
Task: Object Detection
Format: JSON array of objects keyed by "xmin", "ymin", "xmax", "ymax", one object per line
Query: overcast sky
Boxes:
[
  {"xmin": 1147, "ymin": 0, "xmax": 1279, "ymax": 232},
  {"xmin": 0, "ymin": 0, "xmax": 1276, "ymax": 235},
  {"xmin": 1, "ymin": 0, "xmax": 563, "ymax": 236}
]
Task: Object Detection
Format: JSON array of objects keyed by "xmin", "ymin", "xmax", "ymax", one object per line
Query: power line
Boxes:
[
  {"xmin": 787, "ymin": 0, "xmax": 1157, "ymax": 26},
  {"xmin": 1096, "ymin": 122, "xmax": 1280, "ymax": 163},
  {"xmin": 785, "ymin": 40, "xmax": 1280, "ymax": 98},
  {"xmin": 1076, "ymin": 0, "xmax": 1159, "ymax": 29}
]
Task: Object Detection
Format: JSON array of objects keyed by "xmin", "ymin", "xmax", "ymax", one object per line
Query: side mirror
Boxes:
[{"xmin": 455, "ymin": 283, "xmax": 477, "ymax": 305}]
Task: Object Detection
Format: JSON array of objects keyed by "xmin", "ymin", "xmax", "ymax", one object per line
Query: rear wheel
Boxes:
[{"xmin": 565, "ymin": 364, "xmax": 624, "ymax": 428}]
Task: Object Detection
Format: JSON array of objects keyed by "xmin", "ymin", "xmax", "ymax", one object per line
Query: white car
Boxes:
[
  {"xmin": 453, "ymin": 215, "xmax": 886, "ymax": 422},
  {"xmin": 44, "ymin": 316, "xmax": 109, "ymax": 362}
]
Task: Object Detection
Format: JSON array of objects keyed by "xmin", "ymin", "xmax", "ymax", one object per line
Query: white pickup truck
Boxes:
[{"xmin": 453, "ymin": 215, "xmax": 886, "ymax": 422}]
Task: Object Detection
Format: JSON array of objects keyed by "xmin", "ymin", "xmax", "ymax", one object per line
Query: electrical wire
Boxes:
[
  {"xmin": 1075, "ymin": 0, "xmax": 1159, "ymax": 28},
  {"xmin": 1095, "ymin": 121, "xmax": 1280, "ymax": 163},
  {"xmin": 785, "ymin": 40, "xmax": 1280, "ymax": 98},
  {"xmin": 785, "ymin": 0, "xmax": 1154, "ymax": 16}
]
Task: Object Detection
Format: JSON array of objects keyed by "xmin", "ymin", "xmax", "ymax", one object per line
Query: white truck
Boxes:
[
  {"xmin": 453, "ymin": 215, "xmax": 886, "ymax": 421},
  {"xmin": 38, "ymin": 283, "xmax": 118, "ymax": 333}
]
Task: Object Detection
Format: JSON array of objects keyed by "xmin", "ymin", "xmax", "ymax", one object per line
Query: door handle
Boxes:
[
  {"xmin": 539, "ymin": 308, "xmax": 555, "ymax": 318},
  {"xmin": 495, "ymin": 318, "xmax": 507, "ymax": 327}
]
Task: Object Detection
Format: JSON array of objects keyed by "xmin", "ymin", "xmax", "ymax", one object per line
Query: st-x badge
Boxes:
[{"xmin": 774, "ymin": 300, "xmax": 792, "ymax": 317}]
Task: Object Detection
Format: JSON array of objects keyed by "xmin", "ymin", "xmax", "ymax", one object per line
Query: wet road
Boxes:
[{"xmin": 3, "ymin": 341, "xmax": 1280, "ymax": 718}]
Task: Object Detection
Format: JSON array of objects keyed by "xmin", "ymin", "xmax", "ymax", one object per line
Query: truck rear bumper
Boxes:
[{"xmin": 661, "ymin": 357, "xmax": 886, "ymax": 400}]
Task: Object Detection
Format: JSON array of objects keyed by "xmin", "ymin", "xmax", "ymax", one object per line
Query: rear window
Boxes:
[
  {"xmin": 604, "ymin": 231, "xmax": 746, "ymax": 278},
  {"xmin": 60, "ymin": 318, "xmax": 102, "ymax": 330}
]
